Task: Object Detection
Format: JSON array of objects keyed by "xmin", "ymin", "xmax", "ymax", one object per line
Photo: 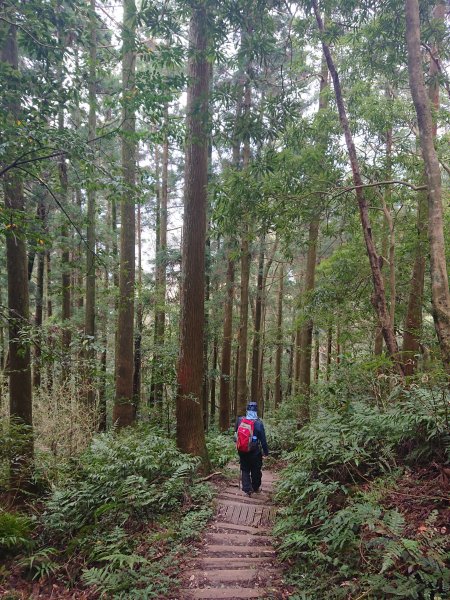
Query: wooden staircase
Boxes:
[{"xmin": 178, "ymin": 469, "xmax": 285, "ymax": 599}]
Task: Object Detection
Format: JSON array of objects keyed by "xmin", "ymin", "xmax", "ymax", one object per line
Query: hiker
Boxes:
[{"xmin": 235, "ymin": 401, "xmax": 269, "ymax": 497}]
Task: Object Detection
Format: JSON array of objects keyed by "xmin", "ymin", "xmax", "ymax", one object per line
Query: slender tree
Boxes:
[
  {"xmin": 405, "ymin": 0, "xmax": 450, "ymax": 373},
  {"xmin": 236, "ymin": 76, "xmax": 252, "ymax": 417},
  {"xmin": 297, "ymin": 44, "xmax": 329, "ymax": 400},
  {"xmin": 85, "ymin": 0, "xmax": 97, "ymax": 407},
  {"xmin": 33, "ymin": 196, "xmax": 46, "ymax": 388},
  {"xmin": 113, "ymin": 0, "xmax": 137, "ymax": 427},
  {"xmin": 219, "ymin": 251, "xmax": 235, "ymax": 431},
  {"xmin": 312, "ymin": 3, "xmax": 402, "ymax": 372},
  {"xmin": 250, "ymin": 234, "xmax": 264, "ymax": 401},
  {"xmin": 274, "ymin": 262, "xmax": 284, "ymax": 408},
  {"xmin": 151, "ymin": 109, "xmax": 169, "ymax": 411}
]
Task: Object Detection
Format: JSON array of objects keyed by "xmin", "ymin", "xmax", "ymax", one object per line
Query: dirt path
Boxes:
[{"xmin": 178, "ymin": 466, "xmax": 288, "ymax": 599}]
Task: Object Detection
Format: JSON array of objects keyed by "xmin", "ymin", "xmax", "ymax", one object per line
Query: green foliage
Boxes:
[
  {"xmin": 205, "ymin": 430, "xmax": 236, "ymax": 468},
  {"xmin": 0, "ymin": 420, "xmax": 33, "ymax": 488},
  {"xmin": 0, "ymin": 510, "xmax": 34, "ymax": 556},
  {"xmin": 264, "ymin": 397, "xmax": 303, "ymax": 455},
  {"xmin": 275, "ymin": 389, "xmax": 450, "ymax": 598},
  {"xmin": 18, "ymin": 547, "xmax": 59, "ymax": 580},
  {"xmin": 42, "ymin": 425, "xmax": 199, "ymax": 539},
  {"xmin": 19, "ymin": 426, "xmax": 215, "ymax": 597}
]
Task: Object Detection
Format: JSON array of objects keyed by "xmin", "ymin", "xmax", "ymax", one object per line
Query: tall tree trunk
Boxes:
[
  {"xmin": 313, "ymin": 3, "xmax": 402, "ymax": 372},
  {"xmin": 297, "ymin": 29, "xmax": 329, "ymax": 405},
  {"xmin": 274, "ymin": 263, "xmax": 284, "ymax": 408},
  {"xmin": 45, "ymin": 249, "xmax": 54, "ymax": 389},
  {"xmin": 236, "ymin": 69, "xmax": 252, "ymax": 417},
  {"xmin": 133, "ymin": 203, "xmax": 143, "ymax": 407},
  {"xmin": 1, "ymin": 15, "xmax": 33, "ymax": 485},
  {"xmin": 250, "ymin": 235, "xmax": 264, "ymax": 401},
  {"xmin": 314, "ymin": 331, "xmax": 320, "ymax": 383},
  {"xmin": 219, "ymin": 251, "xmax": 235, "ymax": 431},
  {"xmin": 202, "ymin": 230, "xmax": 211, "ymax": 431},
  {"xmin": 149, "ymin": 144, "xmax": 161, "ymax": 408},
  {"xmin": 233, "ymin": 345, "xmax": 239, "ymax": 420},
  {"xmin": 210, "ymin": 333, "xmax": 218, "ymax": 418},
  {"xmin": 403, "ymin": 1, "xmax": 446, "ymax": 374},
  {"xmin": 85, "ymin": 0, "xmax": 97, "ymax": 407},
  {"xmin": 113, "ymin": 0, "xmax": 137, "ymax": 427},
  {"xmin": 176, "ymin": 1, "xmax": 210, "ymax": 464},
  {"xmin": 402, "ymin": 185, "xmax": 427, "ymax": 374},
  {"xmin": 405, "ymin": 0, "xmax": 450, "ymax": 373},
  {"xmin": 237, "ymin": 233, "xmax": 250, "ymax": 415},
  {"xmin": 326, "ymin": 325, "xmax": 332, "ymax": 381},
  {"xmin": 57, "ymin": 8, "xmax": 71, "ymax": 370},
  {"xmin": 98, "ymin": 263, "xmax": 109, "ymax": 432},
  {"xmin": 33, "ymin": 197, "xmax": 46, "ymax": 388},
  {"xmin": 152, "ymin": 111, "xmax": 169, "ymax": 413},
  {"xmin": 298, "ymin": 218, "xmax": 320, "ymax": 404},
  {"xmin": 286, "ymin": 325, "xmax": 295, "ymax": 398}
]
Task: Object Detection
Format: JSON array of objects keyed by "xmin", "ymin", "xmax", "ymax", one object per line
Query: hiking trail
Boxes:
[{"xmin": 178, "ymin": 464, "xmax": 289, "ymax": 599}]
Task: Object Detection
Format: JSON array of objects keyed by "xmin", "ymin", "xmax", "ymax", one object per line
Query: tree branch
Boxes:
[
  {"xmin": 331, "ymin": 179, "xmax": 426, "ymax": 201},
  {"xmin": 16, "ymin": 166, "xmax": 105, "ymax": 266}
]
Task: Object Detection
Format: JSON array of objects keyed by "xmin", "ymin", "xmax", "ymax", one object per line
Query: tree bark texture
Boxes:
[
  {"xmin": 133, "ymin": 203, "xmax": 143, "ymax": 407},
  {"xmin": 202, "ymin": 230, "xmax": 211, "ymax": 431},
  {"xmin": 1, "ymin": 15, "xmax": 33, "ymax": 481},
  {"xmin": 113, "ymin": 0, "xmax": 137, "ymax": 426},
  {"xmin": 313, "ymin": 3, "xmax": 402, "ymax": 371},
  {"xmin": 85, "ymin": 0, "xmax": 97, "ymax": 407},
  {"xmin": 176, "ymin": 2, "xmax": 210, "ymax": 463},
  {"xmin": 405, "ymin": 0, "xmax": 450, "ymax": 373}
]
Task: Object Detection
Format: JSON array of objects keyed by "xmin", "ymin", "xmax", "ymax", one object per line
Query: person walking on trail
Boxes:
[{"xmin": 235, "ymin": 401, "xmax": 269, "ymax": 497}]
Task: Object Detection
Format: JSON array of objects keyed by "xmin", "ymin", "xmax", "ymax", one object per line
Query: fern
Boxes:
[{"xmin": 274, "ymin": 386, "xmax": 450, "ymax": 598}]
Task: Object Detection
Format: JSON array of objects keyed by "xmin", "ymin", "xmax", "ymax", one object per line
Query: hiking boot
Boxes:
[
  {"xmin": 253, "ymin": 487, "xmax": 261, "ymax": 493},
  {"xmin": 245, "ymin": 491, "xmax": 252, "ymax": 497}
]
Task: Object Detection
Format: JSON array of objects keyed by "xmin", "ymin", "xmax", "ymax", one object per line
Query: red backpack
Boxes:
[{"xmin": 236, "ymin": 418, "xmax": 255, "ymax": 452}]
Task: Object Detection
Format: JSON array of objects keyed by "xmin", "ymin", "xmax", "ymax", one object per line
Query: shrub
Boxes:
[
  {"xmin": 0, "ymin": 510, "xmax": 34, "ymax": 556},
  {"xmin": 42, "ymin": 425, "xmax": 199, "ymax": 540},
  {"xmin": 205, "ymin": 430, "xmax": 236, "ymax": 468},
  {"xmin": 275, "ymin": 389, "xmax": 450, "ymax": 598}
]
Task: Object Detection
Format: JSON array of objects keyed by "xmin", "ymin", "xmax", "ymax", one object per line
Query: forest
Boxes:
[{"xmin": 0, "ymin": 0, "xmax": 449, "ymax": 598}]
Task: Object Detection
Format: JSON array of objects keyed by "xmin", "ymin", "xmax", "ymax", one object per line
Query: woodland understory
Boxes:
[{"xmin": 0, "ymin": 0, "xmax": 449, "ymax": 598}]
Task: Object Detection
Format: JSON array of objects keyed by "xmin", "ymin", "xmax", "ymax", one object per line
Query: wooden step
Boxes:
[
  {"xmin": 220, "ymin": 486, "xmax": 271, "ymax": 498},
  {"xmin": 210, "ymin": 521, "xmax": 267, "ymax": 534},
  {"xmin": 194, "ymin": 557, "xmax": 274, "ymax": 568},
  {"xmin": 186, "ymin": 568, "xmax": 280, "ymax": 584},
  {"xmin": 217, "ymin": 496, "xmax": 267, "ymax": 506},
  {"xmin": 205, "ymin": 544, "xmax": 275, "ymax": 556},
  {"xmin": 217, "ymin": 492, "xmax": 269, "ymax": 505},
  {"xmin": 179, "ymin": 587, "xmax": 269, "ymax": 598},
  {"xmin": 205, "ymin": 532, "xmax": 272, "ymax": 545}
]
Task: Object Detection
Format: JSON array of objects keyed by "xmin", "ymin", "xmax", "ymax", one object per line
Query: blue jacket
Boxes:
[{"xmin": 235, "ymin": 416, "xmax": 269, "ymax": 456}]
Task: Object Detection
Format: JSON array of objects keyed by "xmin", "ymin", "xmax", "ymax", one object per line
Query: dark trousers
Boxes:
[{"xmin": 239, "ymin": 451, "xmax": 263, "ymax": 493}]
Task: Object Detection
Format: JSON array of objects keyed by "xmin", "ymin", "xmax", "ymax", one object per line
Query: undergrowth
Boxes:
[
  {"xmin": 1, "ymin": 425, "xmax": 217, "ymax": 598},
  {"xmin": 274, "ymin": 385, "xmax": 450, "ymax": 599}
]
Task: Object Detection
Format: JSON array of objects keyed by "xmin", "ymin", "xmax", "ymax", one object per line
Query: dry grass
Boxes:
[{"xmin": 1, "ymin": 372, "xmax": 99, "ymax": 484}]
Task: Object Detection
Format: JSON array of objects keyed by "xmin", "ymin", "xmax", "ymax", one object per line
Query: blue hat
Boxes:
[{"xmin": 246, "ymin": 401, "xmax": 258, "ymax": 412}]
